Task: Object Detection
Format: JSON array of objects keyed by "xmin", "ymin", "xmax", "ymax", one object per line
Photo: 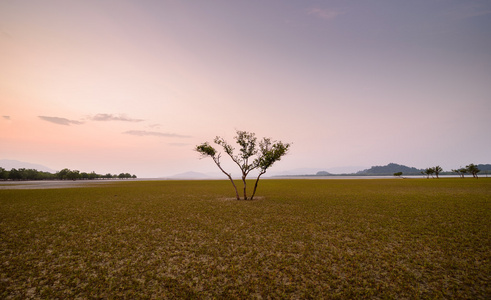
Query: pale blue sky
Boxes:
[{"xmin": 1, "ymin": 1, "xmax": 490, "ymax": 177}]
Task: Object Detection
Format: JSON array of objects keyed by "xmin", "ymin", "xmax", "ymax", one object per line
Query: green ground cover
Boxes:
[{"xmin": 0, "ymin": 179, "xmax": 490, "ymax": 299}]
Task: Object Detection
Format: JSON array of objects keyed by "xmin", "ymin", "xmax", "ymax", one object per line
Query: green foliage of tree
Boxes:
[
  {"xmin": 196, "ymin": 141, "xmax": 240, "ymax": 199},
  {"xmin": 422, "ymin": 167, "xmax": 435, "ymax": 179},
  {"xmin": 0, "ymin": 167, "xmax": 135, "ymax": 181},
  {"xmin": 466, "ymin": 163, "xmax": 480, "ymax": 178},
  {"xmin": 66, "ymin": 170, "xmax": 80, "ymax": 181},
  {"xmin": 56, "ymin": 168, "xmax": 70, "ymax": 180},
  {"xmin": 434, "ymin": 166, "xmax": 442, "ymax": 179},
  {"xmin": 393, "ymin": 172, "xmax": 403, "ymax": 177},
  {"xmin": 196, "ymin": 130, "xmax": 290, "ymax": 200},
  {"xmin": 0, "ymin": 167, "xmax": 8, "ymax": 180},
  {"xmin": 8, "ymin": 168, "xmax": 23, "ymax": 180},
  {"xmin": 458, "ymin": 168, "xmax": 468, "ymax": 178},
  {"xmin": 251, "ymin": 138, "xmax": 290, "ymax": 199},
  {"xmin": 118, "ymin": 173, "xmax": 133, "ymax": 179},
  {"xmin": 452, "ymin": 168, "xmax": 466, "ymax": 178},
  {"xmin": 451, "ymin": 165, "xmax": 480, "ymax": 179}
]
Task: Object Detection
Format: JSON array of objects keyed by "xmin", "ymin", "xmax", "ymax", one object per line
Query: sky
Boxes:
[{"xmin": 1, "ymin": 0, "xmax": 490, "ymax": 178}]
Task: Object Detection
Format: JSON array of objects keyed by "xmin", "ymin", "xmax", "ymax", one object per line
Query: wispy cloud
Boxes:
[
  {"xmin": 2, "ymin": 116, "xmax": 10, "ymax": 120},
  {"xmin": 307, "ymin": 8, "xmax": 344, "ymax": 20},
  {"xmin": 91, "ymin": 114, "xmax": 144, "ymax": 122},
  {"xmin": 123, "ymin": 130, "xmax": 191, "ymax": 138},
  {"xmin": 38, "ymin": 116, "xmax": 83, "ymax": 126},
  {"xmin": 148, "ymin": 123, "xmax": 162, "ymax": 129}
]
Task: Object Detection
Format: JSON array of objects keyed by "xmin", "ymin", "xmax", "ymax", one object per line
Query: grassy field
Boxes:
[{"xmin": 0, "ymin": 178, "xmax": 490, "ymax": 299}]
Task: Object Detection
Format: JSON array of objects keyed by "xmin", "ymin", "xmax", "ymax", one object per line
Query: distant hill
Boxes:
[
  {"xmin": 169, "ymin": 171, "xmax": 211, "ymax": 179},
  {"xmin": 0, "ymin": 159, "xmax": 56, "ymax": 173},
  {"xmin": 477, "ymin": 164, "xmax": 491, "ymax": 172},
  {"xmin": 356, "ymin": 163, "xmax": 422, "ymax": 175},
  {"xmin": 315, "ymin": 171, "xmax": 332, "ymax": 176}
]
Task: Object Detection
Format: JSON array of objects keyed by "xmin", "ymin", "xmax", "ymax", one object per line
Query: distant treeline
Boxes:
[{"xmin": 0, "ymin": 167, "xmax": 136, "ymax": 181}]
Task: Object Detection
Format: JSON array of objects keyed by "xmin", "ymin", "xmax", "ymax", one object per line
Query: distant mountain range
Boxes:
[{"xmin": 0, "ymin": 159, "xmax": 55, "ymax": 173}]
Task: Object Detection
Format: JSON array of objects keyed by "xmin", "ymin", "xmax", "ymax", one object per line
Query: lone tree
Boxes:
[
  {"xmin": 458, "ymin": 167, "xmax": 468, "ymax": 178},
  {"xmin": 196, "ymin": 130, "xmax": 290, "ymax": 200},
  {"xmin": 422, "ymin": 167, "xmax": 435, "ymax": 179},
  {"xmin": 452, "ymin": 167, "xmax": 469, "ymax": 178},
  {"xmin": 434, "ymin": 165, "xmax": 443, "ymax": 179},
  {"xmin": 393, "ymin": 172, "xmax": 403, "ymax": 178},
  {"xmin": 466, "ymin": 163, "xmax": 480, "ymax": 178}
]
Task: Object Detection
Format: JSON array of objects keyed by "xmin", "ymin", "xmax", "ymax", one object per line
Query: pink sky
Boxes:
[{"xmin": 1, "ymin": 1, "xmax": 490, "ymax": 177}]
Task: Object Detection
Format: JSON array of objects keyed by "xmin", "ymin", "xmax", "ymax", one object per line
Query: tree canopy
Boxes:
[
  {"xmin": 422, "ymin": 168, "xmax": 435, "ymax": 179},
  {"xmin": 196, "ymin": 130, "xmax": 290, "ymax": 200},
  {"xmin": 466, "ymin": 164, "xmax": 480, "ymax": 178}
]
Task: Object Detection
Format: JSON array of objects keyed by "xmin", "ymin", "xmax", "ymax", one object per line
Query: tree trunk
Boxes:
[
  {"xmin": 242, "ymin": 175, "xmax": 247, "ymax": 200},
  {"xmin": 214, "ymin": 158, "xmax": 240, "ymax": 200},
  {"xmin": 228, "ymin": 175, "xmax": 240, "ymax": 200},
  {"xmin": 250, "ymin": 171, "xmax": 265, "ymax": 200}
]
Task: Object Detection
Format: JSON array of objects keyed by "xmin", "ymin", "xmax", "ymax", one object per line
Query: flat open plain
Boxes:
[{"xmin": 1, "ymin": 178, "xmax": 489, "ymax": 298}]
